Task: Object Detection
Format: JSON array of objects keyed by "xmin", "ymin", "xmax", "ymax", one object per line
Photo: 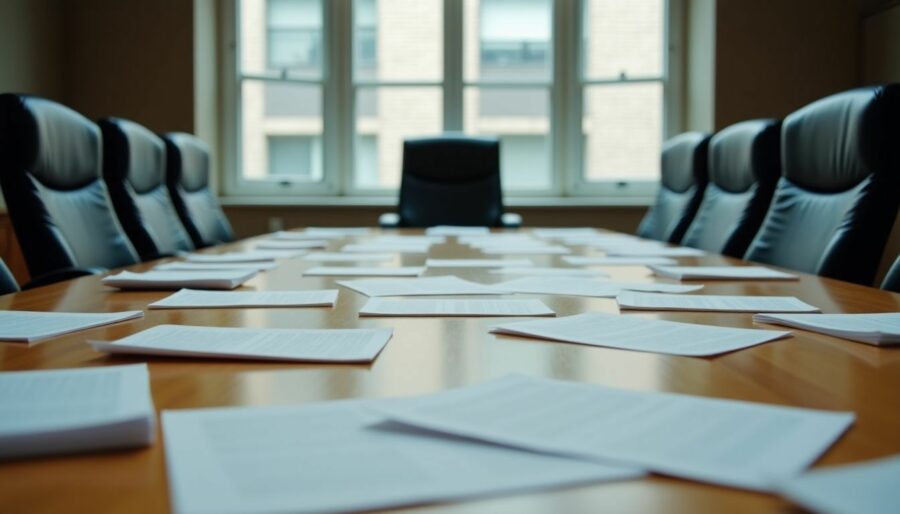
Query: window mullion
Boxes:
[
  {"xmin": 325, "ymin": 0, "xmax": 352, "ymax": 195},
  {"xmin": 554, "ymin": 0, "xmax": 580, "ymax": 196},
  {"xmin": 444, "ymin": 0, "xmax": 463, "ymax": 132}
]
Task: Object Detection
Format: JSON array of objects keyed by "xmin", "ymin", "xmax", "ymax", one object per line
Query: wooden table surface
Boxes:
[{"xmin": 1, "ymin": 229, "xmax": 899, "ymax": 514}]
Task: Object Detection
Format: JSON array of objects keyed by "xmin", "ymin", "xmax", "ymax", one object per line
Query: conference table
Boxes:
[{"xmin": 1, "ymin": 228, "xmax": 898, "ymax": 514}]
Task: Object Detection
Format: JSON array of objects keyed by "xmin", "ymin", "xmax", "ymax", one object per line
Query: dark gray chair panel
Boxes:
[
  {"xmin": 682, "ymin": 184, "xmax": 756, "ymax": 253},
  {"xmin": 882, "ymin": 255, "xmax": 900, "ymax": 293}
]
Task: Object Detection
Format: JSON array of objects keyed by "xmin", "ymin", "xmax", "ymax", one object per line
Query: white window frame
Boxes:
[{"xmin": 221, "ymin": 0, "xmax": 681, "ymax": 200}]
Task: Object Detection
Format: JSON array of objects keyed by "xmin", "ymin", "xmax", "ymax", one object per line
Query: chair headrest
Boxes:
[
  {"xmin": 99, "ymin": 117, "xmax": 166, "ymax": 194},
  {"xmin": 782, "ymin": 84, "xmax": 900, "ymax": 192},
  {"xmin": 162, "ymin": 132, "xmax": 210, "ymax": 192},
  {"xmin": 402, "ymin": 135, "xmax": 500, "ymax": 182},
  {"xmin": 0, "ymin": 94, "xmax": 101, "ymax": 190},
  {"xmin": 660, "ymin": 132, "xmax": 710, "ymax": 193},
  {"xmin": 708, "ymin": 119, "xmax": 781, "ymax": 193}
]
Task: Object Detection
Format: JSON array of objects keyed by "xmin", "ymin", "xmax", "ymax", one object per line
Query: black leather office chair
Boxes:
[
  {"xmin": 100, "ymin": 117, "xmax": 194, "ymax": 261},
  {"xmin": 882, "ymin": 255, "xmax": 900, "ymax": 293},
  {"xmin": 379, "ymin": 135, "xmax": 522, "ymax": 228},
  {"xmin": 0, "ymin": 94, "xmax": 139, "ymax": 281},
  {"xmin": 0, "ymin": 258, "xmax": 19, "ymax": 295},
  {"xmin": 162, "ymin": 132, "xmax": 234, "ymax": 248},
  {"xmin": 636, "ymin": 132, "xmax": 710, "ymax": 243},
  {"xmin": 744, "ymin": 85, "xmax": 900, "ymax": 285},
  {"xmin": 680, "ymin": 120, "xmax": 781, "ymax": 257}
]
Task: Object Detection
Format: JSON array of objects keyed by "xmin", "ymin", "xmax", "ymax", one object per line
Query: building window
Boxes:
[{"xmin": 226, "ymin": 0, "xmax": 676, "ymax": 197}]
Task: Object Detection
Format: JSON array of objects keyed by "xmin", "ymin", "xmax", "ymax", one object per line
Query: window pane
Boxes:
[
  {"xmin": 583, "ymin": 83, "xmax": 661, "ymax": 181},
  {"xmin": 464, "ymin": 87, "xmax": 551, "ymax": 190},
  {"xmin": 354, "ymin": 87, "xmax": 443, "ymax": 189},
  {"xmin": 240, "ymin": 0, "xmax": 322, "ymax": 79},
  {"xmin": 353, "ymin": 0, "xmax": 443, "ymax": 82},
  {"xmin": 464, "ymin": 0, "xmax": 552, "ymax": 83},
  {"xmin": 583, "ymin": 0, "xmax": 663, "ymax": 80},
  {"xmin": 241, "ymin": 80, "xmax": 323, "ymax": 181}
]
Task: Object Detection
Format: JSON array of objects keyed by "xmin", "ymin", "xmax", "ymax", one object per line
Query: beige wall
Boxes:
[
  {"xmin": 0, "ymin": 0, "xmax": 64, "ymax": 100},
  {"xmin": 682, "ymin": 0, "xmax": 715, "ymax": 133}
]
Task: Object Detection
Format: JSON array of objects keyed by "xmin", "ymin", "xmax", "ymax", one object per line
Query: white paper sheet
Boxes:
[
  {"xmin": 426, "ymin": 259, "xmax": 534, "ymax": 268},
  {"xmin": 562, "ymin": 256, "xmax": 678, "ymax": 266},
  {"xmin": 304, "ymin": 252, "xmax": 395, "ymax": 262},
  {"xmin": 370, "ymin": 235, "xmax": 447, "ymax": 244},
  {"xmin": 753, "ymin": 312, "xmax": 900, "ymax": 346},
  {"xmin": 650, "ymin": 265, "xmax": 799, "ymax": 281},
  {"xmin": 155, "ymin": 261, "xmax": 279, "ymax": 272},
  {"xmin": 0, "ymin": 310, "xmax": 144, "ymax": 342},
  {"xmin": 377, "ymin": 374, "xmax": 854, "ymax": 491},
  {"xmin": 90, "ymin": 325, "xmax": 392, "ymax": 362},
  {"xmin": 303, "ymin": 266, "xmax": 425, "ymax": 277},
  {"xmin": 461, "ymin": 234, "xmax": 541, "ymax": 247},
  {"xmin": 186, "ymin": 250, "xmax": 306, "ymax": 263},
  {"xmin": 489, "ymin": 267, "xmax": 610, "ymax": 277},
  {"xmin": 271, "ymin": 230, "xmax": 343, "ymax": 241},
  {"xmin": 480, "ymin": 245, "xmax": 571, "ymax": 255},
  {"xmin": 341, "ymin": 243, "xmax": 431, "ymax": 254},
  {"xmin": 560, "ymin": 234, "xmax": 644, "ymax": 246},
  {"xmin": 148, "ymin": 289, "xmax": 339, "ymax": 309},
  {"xmin": 338, "ymin": 276, "xmax": 508, "ymax": 297},
  {"xmin": 302, "ymin": 227, "xmax": 372, "ymax": 236},
  {"xmin": 617, "ymin": 292, "xmax": 820, "ymax": 313},
  {"xmin": 777, "ymin": 454, "xmax": 900, "ymax": 514},
  {"xmin": 605, "ymin": 247, "xmax": 706, "ymax": 257},
  {"xmin": 102, "ymin": 270, "xmax": 257, "ymax": 290},
  {"xmin": 490, "ymin": 312, "xmax": 791, "ymax": 356},
  {"xmin": 162, "ymin": 400, "xmax": 642, "ymax": 514},
  {"xmin": 531, "ymin": 228, "xmax": 599, "ymax": 238},
  {"xmin": 425, "ymin": 226, "xmax": 490, "ymax": 236},
  {"xmin": 360, "ymin": 298, "xmax": 555, "ymax": 317},
  {"xmin": 0, "ymin": 364, "xmax": 154, "ymax": 459},
  {"xmin": 255, "ymin": 239, "xmax": 329, "ymax": 250},
  {"xmin": 495, "ymin": 277, "xmax": 703, "ymax": 297}
]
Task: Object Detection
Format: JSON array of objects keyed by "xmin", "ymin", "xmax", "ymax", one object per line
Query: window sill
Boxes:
[{"xmin": 219, "ymin": 195, "xmax": 654, "ymax": 208}]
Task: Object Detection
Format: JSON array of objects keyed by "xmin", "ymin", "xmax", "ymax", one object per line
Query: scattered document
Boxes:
[
  {"xmin": 255, "ymin": 239, "xmax": 328, "ymax": 250},
  {"xmin": 304, "ymin": 252, "xmax": 395, "ymax": 263},
  {"xmin": 531, "ymin": 228, "xmax": 599, "ymax": 238},
  {"xmin": 102, "ymin": 270, "xmax": 257, "ymax": 290},
  {"xmin": 360, "ymin": 298, "xmax": 555, "ymax": 317},
  {"xmin": 302, "ymin": 227, "xmax": 372, "ymax": 236},
  {"xmin": 489, "ymin": 267, "xmax": 609, "ymax": 277},
  {"xmin": 481, "ymin": 245, "xmax": 571, "ymax": 255},
  {"xmin": 162, "ymin": 400, "xmax": 642, "ymax": 514},
  {"xmin": 148, "ymin": 289, "xmax": 338, "ymax": 309},
  {"xmin": 303, "ymin": 266, "xmax": 425, "ymax": 277},
  {"xmin": 271, "ymin": 230, "xmax": 343, "ymax": 241},
  {"xmin": 0, "ymin": 364, "xmax": 154, "ymax": 459},
  {"xmin": 753, "ymin": 312, "xmax": 900, "ymax": 346},
  {"xmin": 0, "ymin": 310, "xmax": 144, "ymax": 343},
  {"xmin": 338, "ymin": 276, "xmax": 507, "ymax": 297},
  {"xmin": 377, "ymin": 374, "xmax": 854, "ymax": 491},
  {"xmin": 186, "ymin": 250, "xmax": 305, "ymax": 263},
  {"xmin": 617, "ymin": 292, "xmax": 820, "ymax": 313},
  {"xmin": 605, "ymin": 247, "xmax": 706, "ymax": 257},
  {"xmin": 425, "ymin": 226, "xmax": 490, "ymax": 236},
  {"xmin": 90, "ymin": 325, "xmax": 392, "ymax": 363},
  {"xmin": 495, "ymin": 277, "xmax": 702, "ymax": 298},
  {"xmin": 426, "ymin": 259, "xmax": 533, "ymax": 268},
  {"xmin": 370, "ymin": 235, "xmax": 446, "ymax": 244},
  {"xmin": 562, "ymin": 256, "xmax": 677, "ymax": 266},
  {"xmin": 650, "ymin": 265, "xmax": 799, "ymax": 281},
  {"xmin": 777, "ymin": 454, "xmax": 900, "ymax": 514},
  {"xmin": 341, "ymin": 243, "xmax": 431, "ymax": 254},
  {"xmin": 155, "ymin": 261, "xmax": 278, "ymax": 272},
  {"xmin": 561, "ymin": 234, "xmax": 644, "ymax": 246},
  {"xmin": 461, "ymin": 234, "xmax": 540, "ymax": 247},
  {"xmin": 490, "ymin": 312, "xmax": 791, "ymax": 356}
]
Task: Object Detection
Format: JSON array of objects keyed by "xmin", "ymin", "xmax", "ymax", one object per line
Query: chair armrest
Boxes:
[
  {"xmin": 379, "ymin": 212, "xmax": 401, "ymax": 228},
  {"xmin": 23, "ymin": 267, "xmax": 103, "ymax": 290},
  {"xmin": 501, "ymin": 212, "xmax": 523, "ymax": 228}
]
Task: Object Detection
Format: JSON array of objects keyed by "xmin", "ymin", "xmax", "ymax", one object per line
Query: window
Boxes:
[{"xmin": 224, "ymin": 0, "xmax": 678, "ymax": 198}]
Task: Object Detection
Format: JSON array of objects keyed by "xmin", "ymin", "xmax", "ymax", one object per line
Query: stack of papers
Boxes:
[
  {"xmin": 303, "ymin": 266, "xmax": 425, "ymax": 277},
  {"xmin": 338, "ymin": 276, "xmax": 507, "ymax": 297},
  {"xmin": 376, "ymin": 374, "xmax": 854, "ymax": 491},
  {"xmin": 650, "ymin": 265, "xmax": 798, "ymax": 281},
  {"xmin": 90, "ymin": 325, "xmax": 392, "ymax": 363},
  {"xmin": 425, "ymin": 226, "xmax": 490, "ymax": 236},
  {"xmin": 777, "ymin": 454, "xmax": 900, "ymax": 514},
  {"xmin": 490, "ymin": 312, "xmax": 791, "ymax": 356},
  {"xmin": 0, "ymin": 364, "xmax": 155, "ymax": 459},
  {"xmin": 155, "ymin": 261, "xmax": 278, "ymax": 272},
  {"xmin": 102, "ymin": 270, "xmax": 257, "ymax": 290},
  {"xmin": 0, "ymin": 310, "xmax": 143, "ymax": 342},
  {"xmin": 617, "ymin": 292, "xmax": 820, "ymax": 313},
  {"xmin": 360, "ymin": 298, "xmax": 555, "ymax": 317},
  {"xmin": 186, "ymin": 250, "xmax": 305, "ymax": 263},
  {"xmin": 605, "ymin": 247, "xmax": 706, "ymax": 257},
  {"xmin": 753, "ymin": 312, "xmax": 900, "ymax": 346},
  {"xmin": 489, "ymin": 267, "xmax": 609, "ymax": 277},
  {"xmin": 255, "ymin": 239, "xmax": 328, "ymax": 250},
  {"xmin": 495, "ymin": 277, "xmax": 702, "ymax": 298},
  {"xmin": 149, "ymin": 289, "xmax": 339, "ymax": 309},
  {"xmin": 562, "ymin": 256, "xmax": 677, "ymax": 266},
  {"xmin": 426, "ymin": 259, "xmax": 533, "ymax": 268},
  {"xmin": 162, "ymin": 400, "xmax": 641, "ymax": 514},
  {"xmin": 304, "ymin": 252, "xmax": 395, "ymax": 263}
]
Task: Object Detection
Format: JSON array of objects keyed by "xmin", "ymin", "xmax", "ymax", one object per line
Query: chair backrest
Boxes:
[
  {"xmin": 0, "ymin": 94, "xmax": 139, "ymax": 278},
  {"xmin": 162, "ymin": 132, "xmax": 234, "ymax": 247},
  {"xmin": 681, "ymin": 120, "xmax": 781, "ymax": 257},
  {"xmin": 882, "ymin": 255, "xmax": 900, "ymax": 293},
  {"xmin": 636, "ymin": 132, "xmax": 710, "ymax": 243},
  {"xmin": 397, "ymin": 135, "xmax": 504, "ymax": 227},
  {"xmin": 100, "ymin": 117, "xmax": 194, "ymax": 260},
  {"xmin": 744, "ymin": 85, "xmax": 900, "ymax": 285},
  {"xmin": 0, "ymin": 258, "xmax": 19, "ymax": 295}
]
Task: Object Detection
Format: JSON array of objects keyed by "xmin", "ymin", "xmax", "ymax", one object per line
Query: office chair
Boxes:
[
  {"xmin": 100, "ymin": 117, "xmax": 194, "ymax": 261},
  {"xmin": 744, "ymin": 84, "xmax": 900, "ymax": 285},
  {"xmin": 0, "ymin": 258, "xmax": 19, "ymax": 295},
  {"xmin": 0, "ymin": 94, "xmax": 139, "ymax": 282},
  {"xmin": 882, "ymin": 255, "xmax": 900, "ymax": 293},
  {"xmin": 162, "ymin": 132, "xmax": 234, "ymax": 248},
  {"xmin": 379, "ymin": 135, "xmax": 522, "ymax": 228},
  {"xmin": 681, "ymin": 119, "xmax": 781, "ymax": 257},
  {"xmin": 636, "ymin": 132, "xmax": 711, "ymax": 243}
]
